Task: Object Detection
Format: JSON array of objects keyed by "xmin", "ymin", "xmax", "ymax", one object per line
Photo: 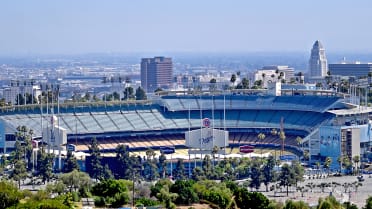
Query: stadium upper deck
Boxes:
[{"xmin": 161, "ymin": 95, "xmax": 340, "ymax": 113}]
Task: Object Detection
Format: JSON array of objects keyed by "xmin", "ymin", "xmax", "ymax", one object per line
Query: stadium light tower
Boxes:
[{"xmin": 280, "ymin": 117, "xmax": 285, "ymax": 156}]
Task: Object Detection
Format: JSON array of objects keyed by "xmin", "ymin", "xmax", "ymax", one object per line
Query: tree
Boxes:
[
  {"xmin": 150, "ymin": 179, "xmax": 173, "ymax": 198},
  {"xmin": 230, "ymin": 74, "xmax": 237, "ymax": 87},
  {"xmin": 364, "ymin": 196, "xmax": 372, "ymax": 209},
  {"xmin": 241, "ymin": 78, "xmax": 249, "ymax": 89},
  {"xmin": 317, "ymin": 196, "xmax": 343, "ymax": 209},
  {"xmin": 209, "ymin": 78, "xmax": 217, "ymax": 91},
  {"xmin": 135, "ymin": 87, "xmax": 147, "ymax": 100},
  {"xmin": 296, "ymin": 136, "xmax": 303, "ymax": 158},
  {"xmin": 257, "ymin": 133, "xmax": 266, "ymax": 156},
  {"xmin": 0, "ymin": 181, "xmax": 23, "ymax": 209},
  {"xmin": 316, "ymin": 82, "xmax": 323, "ymax": 88},
  {"xmin": 323, "ymin": 157, "xmax": 332, "ymax": 174},
  {"xmin": 262, "ymin": 73, "xmax": 266, "ymax": 87},
  {"xmin": 37, "ymin": 148, "xmax": 54, "ymax": 183},
  {"xmin": 0, "ymin": 98, "xmax": 7, "ymax": 107},
  {"xmin": 12, "ymin": 140, "xmax": 24, "ymax": 163},
  {"xmin": 262, "ymin": 156, "xmax": 276, "ymax": 192},
  {"xmin": 191, "ymin": 167, "xmax": 206, "ymax": 181},
  {"xmin": 353, "ymin": 155, "xmax": 360, "ymax": 175},
  {"xmin": 158, "ymin": 153, "xmax": 167, "ymax": 179},
  {"xmin": 279, "ymin": 163, "xmax": 296, "ymax": 196},
  {"xmin": 284, "ymin": 200, "xmax": 309, "ymax": 209},
  {"xmin": 202, "ymin": 155, "xmax": 213, "ymax": 179},
  {"xmin": 170, "ymin": 180, "xmax": 198, "ymax": 205},
  {"xmin": 143, "ymin": 149, "xmax": 158, "ymax": 181},
  {"xmin": 112, "ymin": 91, "xmax": 120, "ymax": 101},
  {"xmin": 211, "ymin": 145, "xmax": 219, "ymax": 169},
  {"xmin": 292, "ymin": 160, "xmax": 304, "ymax": 186},
  {"xmin": 11, "ymin": 160, "xmax": 27, "ymax": 189},
  {"xmin": 337, "ymin": 156, "xmax": 343, "ymax": 173},
  {"xmin": 201, "ymin": 184, "xmax": 233, "ymax": 209},
  {"xmin": 15, "ymin": 93, "xmax": 25, "ymax": 105},
  {"xmin": 92, "ymin": 179, "xmax": 130, "ymax": 207},
  {"xmin": 102, "ymin": 164, "xmax": 114, "ymax": 180},
  {"xmin": 280, "ymin": 131, "xmax": 286, "ymax": 155},
  {"xmin": 156, "ymin": 184, "xmax": 178, "ymax": 209},
  {"xmin": 63, "ymin": 150, "xmax": 79, "ymax": 173},
  {"xmin": 115, "ymin": 144, "xmax": 130, "ymax": 178},
  {"xmin": 343, "ymin": 156, "xmax": 353, "ymax": 174},
  {"xmin": 173, "ymin": 159, "xmax": 185, "ymax": 180},
  {"xmin": 123, "ymin": 87, "xmax": 134, "ymax": 100},
  {"xmin": 60, "ymin": 170, "xmax": 91, "ymax": 193},
  {"xmin": 88, "ymin": 137, "xmax": 103, "ymax": 181},
  {"xmin": 14, "ymin": 126, "xmax": 34, "ymax": 170},
  {"xmin": 253, "ymin": 80, "xmax": 263, "ymax": 89},
  {"xmin": 83, "ymin": 92, "xmax": 91, "ymax": 102},
  {"xmin": 249, "ymin": 159, "xmax": 262, "ymax": 190},
  {"xmin": 235, "ymin": 188, "xmax": 271, "ymax": 209}
]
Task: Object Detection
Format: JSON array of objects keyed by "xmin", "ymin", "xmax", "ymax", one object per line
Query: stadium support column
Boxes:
[
  {"xmin": 58, "ymin": 144, "xmax": 62, "ymax": 171},
  {"xmin": 170, "ymin": 153, "xmax": 173, "ymax": 178}
]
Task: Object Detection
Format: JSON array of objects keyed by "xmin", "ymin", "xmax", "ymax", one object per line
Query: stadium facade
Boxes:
[{"xmin": 0, "ymin": 93, "xmax": 371, "ymax": 170}]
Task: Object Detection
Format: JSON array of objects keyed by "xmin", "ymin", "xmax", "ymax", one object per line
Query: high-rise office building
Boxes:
[
  {"xmin": 141, "ymin": 57, "xmax": 173, "ymax": 92},
  {"xmin": 309, "ymin": 40, "xmax": 328, "ymax": 78},
  {"xmin": 328, "ymin": 63, "xmax": 372, "ymax": 78}
]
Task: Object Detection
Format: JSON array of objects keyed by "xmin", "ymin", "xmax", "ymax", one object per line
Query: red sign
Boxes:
[{"xmin": 239, "ymin": 145, "xmax": 254, "ymax": 153}]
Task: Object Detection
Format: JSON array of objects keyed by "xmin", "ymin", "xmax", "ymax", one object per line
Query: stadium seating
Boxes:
[{"xmin": 0, "ymin": 95, "xmax": 340, "ymax": 154}]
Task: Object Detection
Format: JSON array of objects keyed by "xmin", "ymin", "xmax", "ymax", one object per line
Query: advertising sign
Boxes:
[
  {"xmin": 185, "ymin": 128, "xmax": 229, "ymax": 150},
  {"xmin": 239, "ymin": 145, "xmax": 254, "ymax": 153},
  {"xmin": 160, "ymin": 146, "xmax": 175, "ymax": 154}
]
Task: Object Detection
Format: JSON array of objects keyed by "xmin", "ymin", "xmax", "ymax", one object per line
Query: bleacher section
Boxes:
[
  {"xmin": 72, "ymin": 132, "xmax": 303, "ymax": 152},
  {"xmin": 161, "ymin": 95, "xmax": 340, "ymax": 113}
]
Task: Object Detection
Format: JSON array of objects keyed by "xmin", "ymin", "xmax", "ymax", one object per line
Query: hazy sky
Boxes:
[{"xmin": 1, "ymin": 0, "xmax": 371, "ymax": 55}]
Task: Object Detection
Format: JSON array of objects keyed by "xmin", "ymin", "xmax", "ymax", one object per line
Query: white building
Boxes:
[
  {"xmin": 254, "ymin": 65, "xmax": 295, "ymax": 88},
  {"xmin": 309, "ymin": 40, "xmax": 328, "ymax": 78},
  {"xmin": 2, "ymin": 79, "xmax": 41, "ymax": 104}
]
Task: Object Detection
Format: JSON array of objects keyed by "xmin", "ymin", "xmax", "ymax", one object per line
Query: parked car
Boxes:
[{"xmin": 357, "ymin": 175, "xmax": 365, "ymax": 182}]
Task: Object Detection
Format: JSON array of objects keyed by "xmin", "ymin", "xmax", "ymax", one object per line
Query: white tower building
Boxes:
[{"xmin": 309, "ymin": 40, "xmax": 328, "ymax": 78}]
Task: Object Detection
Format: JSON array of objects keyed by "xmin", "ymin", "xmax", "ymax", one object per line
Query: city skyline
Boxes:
[{"xmin": 0, "ymin": 0, "xmax": 372, "ymax": 55}]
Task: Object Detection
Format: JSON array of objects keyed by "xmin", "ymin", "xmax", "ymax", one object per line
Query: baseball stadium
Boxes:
[{"xmin": 0, "ymin": 93, "xmax": 371, "ymax": 170}]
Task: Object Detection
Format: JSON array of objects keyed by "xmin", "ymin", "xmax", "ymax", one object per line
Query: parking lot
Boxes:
[{"xmin": 262, "ymin": 174, "xmax": 372, "ymax": 208}]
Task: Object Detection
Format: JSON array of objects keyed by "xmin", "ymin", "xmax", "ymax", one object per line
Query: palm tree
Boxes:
[
  {"xmin": 324, "ymin": 157, "xmax": 332, "ymax": 175},
  {"xmin": 295, "ymin": 136, "xmax": 302, "ymax": 160},
  {"xmin": 353, "ymin": 155, "xmax": 360, "ymax": 175},
  {"xmin": 279, "ymin": 131, "xmax": 286, "ymax": 155},
  {"xmin": 211, "ymin": 145, "xmax": 219, "ymax": 168},
  {"xmin": 316, "ymin": 161, "xmax": 321, "ymax": 174},
  {"xmin": 230, "ymin": 74, "xmax": 236, "ymax": 88},
  {"xmin": 337, "ymin": 156, "xmax": 343, "ymax": 173},
  {"xmin": 271, "ymin": 129, "xmax": 278, "ymax": 160},
  {"xmin": 257, "ymin": 133, "xmax": 266, "ymax": 157}
]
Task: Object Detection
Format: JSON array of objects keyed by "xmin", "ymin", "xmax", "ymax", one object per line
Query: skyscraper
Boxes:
[
  {"xmin": 141, "ymin": 57, "xmax": 173, "ymax": 92},
  {"xmin": 309, "ymin": 40, "xmax": 328, "ymax": 78}
]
